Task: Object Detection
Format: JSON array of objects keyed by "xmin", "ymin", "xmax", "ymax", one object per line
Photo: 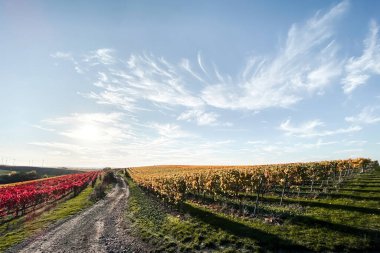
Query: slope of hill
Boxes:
[{"xmin": 0, "ymin": 166, "xmax": 81, "ymax": 184}]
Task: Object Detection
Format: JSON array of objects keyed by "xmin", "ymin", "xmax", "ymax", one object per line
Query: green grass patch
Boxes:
[{"xmin": 0, "ymin": 183, "xmax": 97, "ymax": 252}]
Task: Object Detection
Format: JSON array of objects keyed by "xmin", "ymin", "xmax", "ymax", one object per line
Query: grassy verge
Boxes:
[
  {"xmin": 0, "ymin": 183, "xmax": 97, "ymax": 252},
  {"xmin": 126, "ymin": 167, "xmax": 380, "ymax": 252}
]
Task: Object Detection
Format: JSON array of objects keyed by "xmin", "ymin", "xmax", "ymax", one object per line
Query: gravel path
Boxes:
[{"xmin": 9, "ymin": 177, "xmax": 149, "ymax": 253}]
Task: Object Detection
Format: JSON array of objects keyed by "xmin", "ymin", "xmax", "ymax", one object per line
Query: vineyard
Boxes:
[
  {"xmin": 124, "ymin": 158, "xmax": 380, "ymax": 252},
  {"xmin": 128, "ymin": 158, "xmax": 378, "ymax": 212},
  {"xmin": 0, "ymin": 171, "xmax": 99, "ymax": 221}
]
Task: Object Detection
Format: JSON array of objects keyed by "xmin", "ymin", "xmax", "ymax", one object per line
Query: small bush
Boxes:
[
  {"xmin": 103, "ymin": 171, "xmax": 117, "ymax": 184},
  {"xmin": 89, "ymin": 170, "xmax": 117, "ymax": 201},
  {"xmin": 90, "ymin": 184, "xmax": 107, "ymax": 201}
]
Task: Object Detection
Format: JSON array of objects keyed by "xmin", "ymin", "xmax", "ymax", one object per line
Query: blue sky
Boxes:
[{"xmin": 0, "ymin": 0, "xmax": 379, "ymax": 167}]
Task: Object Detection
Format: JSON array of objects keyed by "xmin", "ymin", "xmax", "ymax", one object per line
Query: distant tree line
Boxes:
[
  {"xmin": 0, "ymin": 170, "xmax": 40, "ymax": 184},
  {"xmin": 0, "ymin": 166, "xmax": 81, "ymax": 184}
]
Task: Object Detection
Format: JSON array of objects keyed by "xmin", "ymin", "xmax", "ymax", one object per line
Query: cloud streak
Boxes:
[
  {"xmin": 201, "ymin": 1, "xmax": 347, "ymax": 110},
  {"xmin": 177, "ymin": 109, "xmax": 219, "ymax": 126},
  {"xmin": 280, "ymin": 119, "xmax": 361, "ymax": 137},
  {"xmin": 342, "ymin": 20, "xmax": 380, "ymax": 93},
  {"xmin": 84, "ymin": 48, "xmax": 116, "ymax": 65},
  {"xmin": 54, "ymin": 1, "xmax": 353, "ymax": 119},
  {"xmin": 345, "ymin": 106, "xmax": 380, "ymax": 124}
]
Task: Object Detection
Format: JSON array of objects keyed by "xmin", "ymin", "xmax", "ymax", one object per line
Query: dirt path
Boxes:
[{"xmin": 9, "ymin": 177, "xmax": 149, "ymax": 253}]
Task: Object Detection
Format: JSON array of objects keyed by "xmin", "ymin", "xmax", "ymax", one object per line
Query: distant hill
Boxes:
[{"xmin": 0, "ymin": 166, "xmax": 82, "ymax": 184}]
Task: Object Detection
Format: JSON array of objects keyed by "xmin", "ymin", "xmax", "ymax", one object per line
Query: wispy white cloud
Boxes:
[
  {"xmin": 32, "ymin": 124, "xmax": 55, "ymax": 132},
  {"xmin": 84, "ymin": 48, "xmax": 116, "ymax": 65},
  {"xmin": 335, "ymin": 148, "xmax": 364, "ymax": 154},
  {"xmin": 280, "ymin": 119, "xmax": 324, "ymax": 137},
  {"xmin": 32, "ymin": 109, "xmax": 246, "ymax": 166},
  {"xmin": 297, "ymin": 139, "xmax": 338, "ymax": 149},
  {"xmin": 84, "ymin": 91, "xmax": 137, "ymax": 112},
  {"xmin": 51, "ymin": 51, "xmax": 83, "ymax": 73},
  {"xmin": 198, "ymin": 140, "xmax": 234, "ymax": 149},
  {"xmin": 247, "ymin": 140, "xmax": 267, "ymax": 145},
  {"xmin": 201, "ymin": 1, "xmax": 347, "ymax": 110},
  {"xmin": 342, "ymin": 20, "xmax": 380, "ymax": 93},
  {"xmin": 54, "ymin": 1, "xmax": 349, "ymax": 118},
  {"xmin": 150, "ymin": 123, "xmax": 192, "ymax": 139},
  {"xmin": 345, "ymin": 106, "xmax": 380, "ymax": 124},
  {"xmin": 86, "ymin": 54, "xmax": 204, "ymax": 111},
  {"xmin": 180, "ymin": 58, "xmax": 206, "ymax": 82},
  {"xmin": 246, "ymin": 139, "xmax": 337, "ymax": 156},
  {"xmin": 342, "ymin": 140, "xmax": 368, "ymax": 146},
  {"xmin": 280, "ymin": 119, "xmax": 361, "ymax": 137},
  {"xmin": 177, "ymin": 109, "xmax": 219, "ymax": 126},
  {"xmin": 30, "ymin": 119, "xmax": 230, "ymax": 166},
  {"xmin": 197, "ymin": 52, "xmax": 208, "ymax": 76},
  {"xmin": 30, "ymin": 142, "xmax": 89, "ymax": 155},
  {"xmin": 50, "ymin": 51, "xmax": 73, "ymax": 60},
  {"xmin": 44, "ymin": 112, "xmax": 124, "ymax": 125}
]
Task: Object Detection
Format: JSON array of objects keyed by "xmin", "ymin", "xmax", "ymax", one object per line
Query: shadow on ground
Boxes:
[{"xmin": 183, "ymin": 203, "xmax": 312, "ymax": 252}]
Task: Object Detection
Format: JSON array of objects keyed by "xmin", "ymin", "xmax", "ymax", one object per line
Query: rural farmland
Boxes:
[
  {"xmin": 0, "ymin": 158, "xmax": 379, "ymax": 252},
  {"xmin": 1, "ymin": 0, "xmax": 380, "ymax": 252}
]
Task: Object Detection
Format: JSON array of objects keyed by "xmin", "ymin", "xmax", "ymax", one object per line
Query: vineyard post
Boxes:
[
  {"xmin": 310, "ymin": 168, "xmax": 316, "ymax": 193},
  {"xmin": 260, "ymin": 174, "xmax": 266, "ymax": 201},
  {"xmin": 319, "ymin": 176, "xmax": 324, "ymax": 188},
  {"xmin": 310, "ymin": 180, "xmax": 313, "ymax": 193},
  {"xmin": 333, "ymin": 169, "xmax": 337, "ymax": 188},
  {"xmin": 253, "ymin": 175, "xmax": 263, "ymax": 216},
  {"xmin": 195, "ymin": 176, "xmax": 200, "ymax": 200},
  {"xmin": 286, "ymin": 182, "xmax": 291, "ymax": 196},
  {"xmin": 280, "ymin": 175, "xmax": 287, "ymax": 206}
]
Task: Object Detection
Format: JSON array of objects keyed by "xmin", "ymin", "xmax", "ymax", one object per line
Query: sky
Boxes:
[{"xmin": 0, "ymin": 0, "xmax": 379, "ymax": 167}]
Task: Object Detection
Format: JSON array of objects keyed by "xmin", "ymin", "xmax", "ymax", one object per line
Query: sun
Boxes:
[{"xmin": 70, "ymin": 124, "xmax": 103, "ymax": 142}]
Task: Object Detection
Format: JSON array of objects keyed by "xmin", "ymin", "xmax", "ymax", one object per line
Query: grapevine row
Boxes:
[
  {"xmin": 0, "ymin": 171, "xmax": 100, "ymax": 219},
  {"xmin": 127, "ymin": 158, "xmax": 378, "ymax": 206}
]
